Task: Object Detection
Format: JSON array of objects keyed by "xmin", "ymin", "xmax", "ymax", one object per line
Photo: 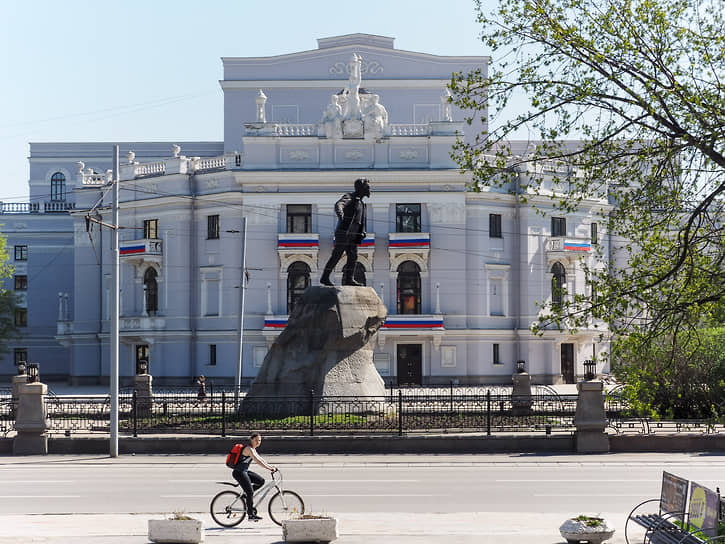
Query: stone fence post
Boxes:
[
  {"xmin": 574, "ymin": 380, "xmax": 610, "ymax": 453},
  {"xmin": 13, "ymin": 381, "xmax": 49, "ymax": 455}
]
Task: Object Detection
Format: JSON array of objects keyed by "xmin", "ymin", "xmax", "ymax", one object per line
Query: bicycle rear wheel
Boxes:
[
  {"xmin": 210, "ymin": 490, "xmax": 247, "ymax": 527},
  {"xmin": 268, "ymin": 490, "xmax": 305, "ymax": 525}
]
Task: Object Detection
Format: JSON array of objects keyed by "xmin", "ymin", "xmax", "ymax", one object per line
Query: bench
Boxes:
[{"xmin": 625, "ymin": 471, "xmax": 723, "ymax": 544}]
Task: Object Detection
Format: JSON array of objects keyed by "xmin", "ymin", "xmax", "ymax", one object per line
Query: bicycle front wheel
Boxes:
[
  {"xmin": 268, "ymin": 490, "xmax": 305, "ymax": 525},
  {"xmin": 210, "ymin": 490, "xmax": 246, "ymax": 527}
]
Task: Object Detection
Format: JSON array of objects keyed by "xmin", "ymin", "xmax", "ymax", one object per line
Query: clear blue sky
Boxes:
[{"xmin": 0, "ymin": 0, "xmax": 488, "ymax": 201}]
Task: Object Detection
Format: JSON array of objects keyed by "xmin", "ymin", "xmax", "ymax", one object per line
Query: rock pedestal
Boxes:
[
  {"xmin": 511, "ymin": 371, "xmax": 532, "ymax": 416},
  {"xmin": 244, "ymin": 286, "xmax": 387, "ymax": 415},
  {"xmin": 134, "ymin": 374, "xmax": 153, "ymax": 418},
  {"xmin": 13, "ymin": 381, "xmax": 49, "ymax": 455},
  {"xmin": 574, "ymin": 380, "xmax": 610, "ymax": 453}
]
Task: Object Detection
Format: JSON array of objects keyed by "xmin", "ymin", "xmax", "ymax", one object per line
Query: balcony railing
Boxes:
[
  {"xmin": 119, "ymin": 239, "xmax": 163, "ymax": 264},
  {"xmin": 0, "ymin": 201, "xmax": 75, "ymax": 214},
  {"xmin": 546, "ymin": 237, "xmax": 591, "ymax": 252}
]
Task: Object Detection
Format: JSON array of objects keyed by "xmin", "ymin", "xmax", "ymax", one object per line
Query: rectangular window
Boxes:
[
  {"xmin": 489, "ymin": 213, "xmax": 502, "ymax": 238},
  {"xmin": 286, "ymin": 204, "xmax": 312, "ymax": 233},
  {"xmin": 493, "ymin": 343, "xmax": 501, "ymax": 365},
  {"xmin": 209, "ymin": 344, "xmax": 217, "ymax": 366},
  {"xmin": 591, "ymin": 222, "xmax": 598, "ymax": 245},
  {"xmin": 15, "ymin": 308, "xmax": 27, "ymax": 327},
  {"xmin": 14, "ymin": 348, "xmax": 27, "ymax": 365},
  {"xmin": 489, "ymin": 279, "xmax": 504, "ymax": 316},
  {"xmin": 551, "ymin": 216, "xmax": 566, "ymax": 237},
  {"xmin": 14, "ymin": 275, "xmax": 27, "ymax": 290},
  {"xmin": 144, "ymin": 219, "xmax": 159, "ymax": 239},
  {"xmin": 14, "ymin": 245, "xmax": 27, "ymax": 261},
  {"xmin": 207, "ymin": 215, "xmax": 220, "ymax": 240},
  {"xmin": 253, "ymin": 346, "xmax": 268, "ymax": 368},
  {"xmin": 396, "ymin": 203, "xmax": 421, "ymax": 233},
  {"xmin": 441, "ymin": 346, "xmax": 457, "ymax": 368}
]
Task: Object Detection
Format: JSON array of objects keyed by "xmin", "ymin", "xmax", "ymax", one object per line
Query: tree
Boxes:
[
  {"xmin": 0, "ymin": 232, "xmax": 18, "ymax": 354},
  {"xmin": 450, "ymin": 0, "xmax": 725, "ymax": 344}
]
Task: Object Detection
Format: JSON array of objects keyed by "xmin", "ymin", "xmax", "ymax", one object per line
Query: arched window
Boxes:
[
  {"xmin": 50, "ymin": 172, "xmax": 66, "ymax": 202},
  {"xmin": 287, "ymin": 261, "xmax": 310, "ymax": 314},
  {"xmin": 342, "ymin": 262, "xmax": 366, "ymax": 286},
  {"xmin": 551, "ymin": 262, "xmax": 566, "ymax": 308},
  {"xmin": 397, "ymin": 261, "xmax": 421, "ymax": 314},
  {"xmin": 144, "ymin": 268, "xmax": 158, "ymax": 315}
]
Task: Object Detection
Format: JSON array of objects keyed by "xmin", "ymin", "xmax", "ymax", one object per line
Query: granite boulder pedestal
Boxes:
[{"xmin": 243, "ymin": 286, "xmax": 387, "ymax": 416}]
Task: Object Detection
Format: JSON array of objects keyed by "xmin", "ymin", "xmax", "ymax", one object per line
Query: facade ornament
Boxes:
[
  {"xmin": 127, "ymin": 151, "xmax": 136, "ymax": 164},
  {"xmin": 320, "ymin": 95, "xmax": 343, "ymax": 139},
  {"xmin": 255, "ymin": 89, "xmax": 267, "ymax": 123},
  {"xmin": 435, "ymin": 282, "xmax": 441, "ymax": 314},
  {"xmin": 441, "ymin": 88, "xmax": 453, "ymax": 122},
  {"xmin": 76, "ymin": 161, "xmax": 85, "ymax": 174},
  {"xmin": 363, "ymin": 94, "xmax": 388, "ymax": 138},
  {"xmin": 266, "ymin": 282, "xmax": 272, "ymax": 315},
  {"xmin": 171, "ymin": 144, "xmax": 181, "ymax": 158},
  {"xmin": 342, "ymin": 54, "xmax": 363, "ymax": 122}
]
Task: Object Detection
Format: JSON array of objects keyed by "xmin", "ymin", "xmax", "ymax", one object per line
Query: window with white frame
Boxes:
[
  {"xmin": 489, "ymin": 213, "xmax": 502, "ymax": 238},
  {"xmin": 253, "ymin": 346, "xmax": 267, "ymax": 368},
  {"xmin": 441, "ymin": 346, "xmax": 456, "ymax": 368},
  {"xmin": 492, "ymin": 343, "xmax": 501, "ymax": 365},
  {"xmin": 373, "ymin": 353, "xmax": 390, "ymax": 376},
  {"xmin": 201, "ymin": 267, "xmax": 222, "ymax": 316}
]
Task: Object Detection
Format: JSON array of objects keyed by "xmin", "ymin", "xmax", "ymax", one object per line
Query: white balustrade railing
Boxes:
[
  {"xmin": 390, "ymin": 124, "xmax": 430, "ymax": 136},
  {"xmin": 135, "ymin": 161, "xmax": 166, "ymax": 177},
  {"xmin": 44, "ymin": 201, "xmax": 75, "ymax": 213},
  {"xmin": 195, "ymin": 156, "xmax": 226, "ymax": 171},
  {"xmin": 82, "ymin": 172, "xmax": 111, "ymax": 185},
  {"xmin": 0, "ymin": 202, "xmax": 39, "ymax": 214},
  {"xmin": 274, "ymin": 124, "xmax": 318, "ymax": 136}
]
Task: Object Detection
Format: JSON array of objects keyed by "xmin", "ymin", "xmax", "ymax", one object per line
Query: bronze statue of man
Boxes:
[{"xmin": 320, "ymin": 178, "xmax": 371, "ymax": 286}]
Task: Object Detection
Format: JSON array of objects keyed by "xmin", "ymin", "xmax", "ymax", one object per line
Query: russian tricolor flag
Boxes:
[{"xmin": 120, "ymin": 245, "xmax": 145, "ymax": 255}]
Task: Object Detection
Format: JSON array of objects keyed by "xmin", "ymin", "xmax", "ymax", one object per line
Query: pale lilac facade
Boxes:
[{"xmin": 1, "ymin": 34, "xmax": 611, "ymax": 385}]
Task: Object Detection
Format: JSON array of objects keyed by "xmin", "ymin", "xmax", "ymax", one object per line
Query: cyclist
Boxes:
[{"xmin": 231, "ymin": 432, "xmax": 277, "ymax": 522}]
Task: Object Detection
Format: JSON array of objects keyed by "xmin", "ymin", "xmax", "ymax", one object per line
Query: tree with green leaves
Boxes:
[
  {"xmin": 451, "ymin": 0, "xmax": 725, "ymax": 343},
  {"xmin": 0, "ymin": 231, "xmax": 18, "ymax": 355}
]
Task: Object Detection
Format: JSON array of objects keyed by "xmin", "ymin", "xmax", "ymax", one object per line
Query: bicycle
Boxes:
[{"xmin": 210, "ymin": 469, "xmax": 305, "ymax": 527}]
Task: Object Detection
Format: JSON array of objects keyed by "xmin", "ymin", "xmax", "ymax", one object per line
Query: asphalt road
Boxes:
[{"xmin": 1, "ymin": 452, "xmax": 724, "ymax": 518}]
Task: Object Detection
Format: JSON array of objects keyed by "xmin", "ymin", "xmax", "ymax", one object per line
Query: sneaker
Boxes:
[{"xmin": 248, "ymin": 514, "xmax": 263, "ymax": 522}]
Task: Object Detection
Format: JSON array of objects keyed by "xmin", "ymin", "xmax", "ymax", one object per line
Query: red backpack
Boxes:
[{"xmin": 225, "ymin": 443, "xmax": 245, "ymax": 469}]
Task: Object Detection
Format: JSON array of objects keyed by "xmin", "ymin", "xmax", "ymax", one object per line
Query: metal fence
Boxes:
[
  {"xmin": 43, "ymin": 389, "xmax": 578, "ymax": 437},
  {"xmin": 22, "ymin": 387, "xmax": 724, "ymax": 437}
]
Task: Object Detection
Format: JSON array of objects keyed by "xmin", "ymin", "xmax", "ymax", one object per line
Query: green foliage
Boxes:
[
  {"xmin": 0, "ymin": 230, "xmax": 18, "ymax": 354},
  {"xmin": 612, "ymin": 327, "xmax": 725, "ymax": 418},
  {"xmin": 450, "ymin": 0, "xmax": 725, "ymax": 344}
]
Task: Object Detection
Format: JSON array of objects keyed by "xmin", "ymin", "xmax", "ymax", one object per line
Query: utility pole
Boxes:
[
  {"xmin": 234, "ymin": 216, "xmax": 247, "ymax": 408},
  {"xmin": 110, "ymin": 145, "xmax": 120, "ymax": 457}
]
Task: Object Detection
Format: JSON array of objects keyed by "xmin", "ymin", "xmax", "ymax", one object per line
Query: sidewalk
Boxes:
[{"xmin": 0, "ymin": 511, "xmax": 630, "ymax": 543}]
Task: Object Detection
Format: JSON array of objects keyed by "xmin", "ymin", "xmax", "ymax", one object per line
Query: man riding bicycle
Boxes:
[{"xmin": 231, "ymin": 432, "xmax": 277, "ymax": 522}]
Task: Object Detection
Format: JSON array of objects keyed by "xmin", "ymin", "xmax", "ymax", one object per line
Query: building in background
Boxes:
[{"xmin": 1, "ymin": 34, "xmax": 610, "ymax": 385}]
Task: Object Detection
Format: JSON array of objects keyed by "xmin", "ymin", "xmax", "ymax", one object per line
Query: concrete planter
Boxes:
[
  {"xmin": 282, "ymin": 516, "xmax": 338, "ymax": 543},
  {"xmin": 148, "ymin": 518, "xmax": 204, "ymax": 543},
  {"xmin": 559, "ymin": 516, "xmax": 615, "ymax": 544}
]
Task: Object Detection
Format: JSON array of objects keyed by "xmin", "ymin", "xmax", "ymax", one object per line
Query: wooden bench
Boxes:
[{"xmin": 626, "ymin": 471, "xmax": 723, "ymax": 544}]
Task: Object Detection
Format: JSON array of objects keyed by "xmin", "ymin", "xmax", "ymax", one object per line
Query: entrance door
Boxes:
[
  {"xmin": 561, "ymin": 343, "xmax": 575, "ymax": 384},
  {"xmin": 396, "ymin": 344, "xmax": 422, "ymax": 386},
  {"xmin": 136, "ymin": 344, "xmax": 150, "ymax": 375}
]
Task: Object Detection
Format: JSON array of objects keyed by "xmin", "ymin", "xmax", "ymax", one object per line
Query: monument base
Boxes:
[{"xmin": 13, "ymin": 432, "xmax": 48, "ymax": 455}]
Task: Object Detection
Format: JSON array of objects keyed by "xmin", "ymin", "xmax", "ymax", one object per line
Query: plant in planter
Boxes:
[
  {"xmin": 282, "ymin": 513, "xmax": 338, "ymax": 543},
  {"xmin": 559, "ymin": 514, "xmax": 615, "ymax": 544},
  {"xmin": 148, "ymin": 512, "xmax": 204, "ymax": 544}
]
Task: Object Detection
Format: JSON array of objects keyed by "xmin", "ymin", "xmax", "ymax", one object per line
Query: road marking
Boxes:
[
  {"xmin": 170, "ymin": 479, "xmax": 420, "ymax": 483},
  {"xmin": 497, "ymin": 479, "xmax": 659, "ymax": 482},
  {"xmin": 535, "ymin": 493, "xmax": 646, "ymax": 497},
  {"xmin": 0, "ymin": 480, "xmax": 75, "ymax": 483},
  {"xmin": 303, "ymin": 494, "xmax": 438, "ymax": 497},
  {"xmin": 0, "ymin": 495, "xmax": 81, "ymax": 499},
  {"xmin": 160, "ymin": 495, "xmax": 211, "ymax": 498}
]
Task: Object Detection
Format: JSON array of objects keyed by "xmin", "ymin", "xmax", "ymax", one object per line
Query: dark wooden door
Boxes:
[
  {"xmin": 561, "ymin": 343, "xmax": 575, "ymax": 384},
  {"xmin": 397, "ymin": 344, "xmax": 423, "ymax": 386}
]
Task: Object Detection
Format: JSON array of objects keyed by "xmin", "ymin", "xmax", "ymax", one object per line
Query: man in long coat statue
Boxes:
[{"xmin": 320, "ymin": 178, "xmax": 370, "ymax": 287}]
